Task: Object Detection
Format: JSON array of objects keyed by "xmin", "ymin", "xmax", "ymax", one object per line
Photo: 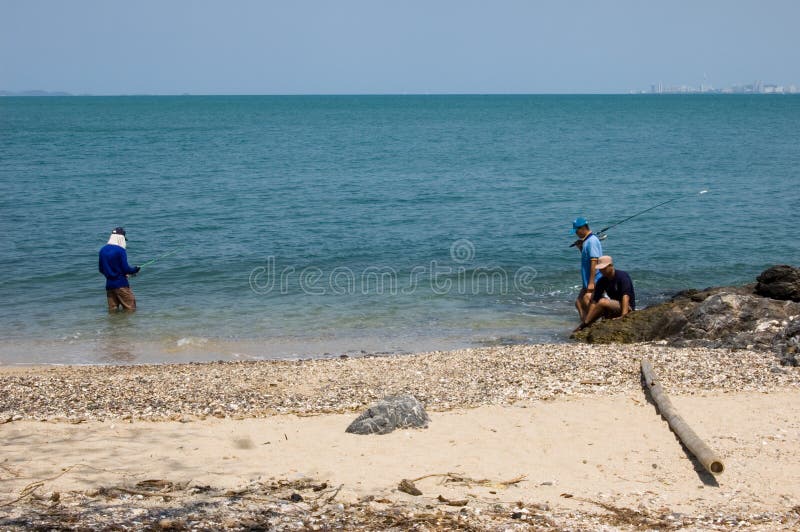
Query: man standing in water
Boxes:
[
  {"xmin": 572, "ymin": 217, "xmax": 602, "ymax": 328},
  {"xmin": 99, "ymin": 227, "xmax": 140, "ymax": 312}
]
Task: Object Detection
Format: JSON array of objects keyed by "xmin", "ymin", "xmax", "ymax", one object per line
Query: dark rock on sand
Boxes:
[
  {"xmin": 346, "ymin": 395, "xmax": 430, "ymax": 435},
  {"xmin": 573, "ymin": 266, "xmax": 800, "ymax": 366},
  {"xmin": 756, "ymin": 265, "xmax": 800, "ymax": 302}
]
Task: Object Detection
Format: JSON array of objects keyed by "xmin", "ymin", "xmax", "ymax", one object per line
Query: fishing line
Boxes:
[
  {"xmin": 571, "ymin": 189, "xmax": 709, "ymax": 247},
  {"xmin": 140, "ymin": 248, "xmax": 181, "ymax": 268}
]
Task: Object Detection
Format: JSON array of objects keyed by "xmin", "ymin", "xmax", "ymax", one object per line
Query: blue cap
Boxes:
[
  {"xmin": 571, "ymin": 217, "xmax": 588, "ymax": 234},
  {"xmin": 112, "ymin": 227, "xmax": 126, "ymax": 236}
]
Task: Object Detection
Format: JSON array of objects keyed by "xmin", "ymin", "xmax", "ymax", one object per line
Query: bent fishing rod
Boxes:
[{"xmin": 570, "ymin": 189, "xmax": 708, "ymax": 247}]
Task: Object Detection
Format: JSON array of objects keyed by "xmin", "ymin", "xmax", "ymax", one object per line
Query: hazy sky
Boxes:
[{"xmin": 2, "ymin": 0, "xmax": 798, "ymax": 94}]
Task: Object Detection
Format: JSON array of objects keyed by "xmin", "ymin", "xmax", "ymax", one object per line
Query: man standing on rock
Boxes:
[
  {"xmin": 577, "ymin": 255, "xmax": 635, "ymax": 330},
  {"xmin": 99, "ymin": 227, "xmax": 141, "ymax": 312},
  {"xmin": 572, "ymin": 217, "xmax": 603, "ymax": 327}
]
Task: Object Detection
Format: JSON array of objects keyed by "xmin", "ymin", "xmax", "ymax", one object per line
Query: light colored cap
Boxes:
[{"xmin": 596, "ymin": 255, "xmax": 613, "ymax": 269}]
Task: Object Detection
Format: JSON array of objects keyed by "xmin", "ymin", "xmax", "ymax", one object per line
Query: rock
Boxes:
[
  {"xmin": 573, "ymin": 266, "xmax": 800, "ymax": 364},
  {"xmin": 774, "ymin": 317, "xmax": 800, "ymax": 366},
  {"xmin": 398, "ymin": 479, "xmax": 422, "ymax": 496},
  {"xmin": 345, "ymin": 395, "xmax": 429, "ymax": 435},
  {"xmin": 756, "ymin": 265, "xmax": 800, "ymax": 302}
]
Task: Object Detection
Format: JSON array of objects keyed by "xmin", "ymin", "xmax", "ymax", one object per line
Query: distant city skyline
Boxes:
[
  {"xmin": 2, "ymin": 1, "xmax": 798, "ymax": 95},
  {"xmin": 635, "ymin": 80, "xmax": 799, "ymax": 95}
]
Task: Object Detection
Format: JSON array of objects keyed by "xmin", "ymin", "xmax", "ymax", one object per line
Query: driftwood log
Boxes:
[{"xmin": 641, "ymin": 358, "xmax": 725, "ymax": 475}]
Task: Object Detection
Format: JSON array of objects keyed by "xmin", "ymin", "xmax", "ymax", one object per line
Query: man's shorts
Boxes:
[{"xmin": 106, "ymin": 287, "xmax": 136, "ymax": 312}]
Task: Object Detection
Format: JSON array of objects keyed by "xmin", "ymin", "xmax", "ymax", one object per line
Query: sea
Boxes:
[{"xmin": 1, "ymin": 95, "xmax": 798, "ymax": 365}]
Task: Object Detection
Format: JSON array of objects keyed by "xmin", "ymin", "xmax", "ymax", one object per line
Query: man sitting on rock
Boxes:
[{"xmin": 576, "ymin": 255, "xmax": 635, "ymax": 330}]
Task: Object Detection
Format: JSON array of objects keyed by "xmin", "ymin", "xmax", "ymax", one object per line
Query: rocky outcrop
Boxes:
[
  {"xmin": 573, "ymin": 266, "xmax": 800, "ymax": 366},
  {"xmin": 345, "ymin": 395, "xmax": 430, "ymax": 435},
  {"xmin": 756, "ymin": 265, "xmax": 800, "ymax": 301}
]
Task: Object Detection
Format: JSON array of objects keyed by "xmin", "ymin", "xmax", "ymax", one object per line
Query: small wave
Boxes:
[{"xmin": 176, "ymin": 337, "xmax": 209, "ymax": 348}]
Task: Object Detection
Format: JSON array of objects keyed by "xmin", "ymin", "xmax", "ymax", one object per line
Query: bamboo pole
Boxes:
[{"xmin": 640, "ymin": 358, "xmax": 725, "ymax": 475}]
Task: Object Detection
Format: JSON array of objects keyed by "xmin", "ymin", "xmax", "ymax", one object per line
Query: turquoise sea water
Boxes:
[{"xmin": 1, "ymin": 95, "xmax": 799, "ymax": 364}]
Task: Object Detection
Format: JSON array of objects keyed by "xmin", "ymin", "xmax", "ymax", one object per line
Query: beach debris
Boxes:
[
  {"xmin": 408, "ymin": 472, "xmax": 526, "ymax": 491},
  {"xmin": 0, "ymin": 461, "xmax": 22, "ymax": 479},
  {"xmin": 451, "ymin": 473, "xmax": 525, "ymax": 489},
  {"xmin": 1, "ymin": 473, "xmax": 796, "ymax": 530},
  {"xmin": 436, "ymin": 494, "xmax": 468, "ymax": 506},
  {"xmin": 579, "ymin": 497, "xmax": 667, "ymax": 529},
  {"xmin": 0, "ymin": 480, "xmax": 44, "ymax": 507},
  {"xmin": 157, "ymin": 518, "xmax": 183, "ymax": 530},
  {"xmin": 398, "ymin": 479, "xmax": 422, "ymax": 496},
  {"xmin": 641, "ymin": 358, "xmax": 725, "ymax": 475},
  {"xmin": 136, "ymin": 479, "xmax": 181, "ymax": 491},
  {"xmin": 345, "ymin": 394, "xmax": 429, "ymax": 435}
]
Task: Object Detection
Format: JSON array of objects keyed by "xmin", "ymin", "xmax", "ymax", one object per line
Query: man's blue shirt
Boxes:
[
  {"xmin": 98, "ymin": 244, "xmax": 137, "ymax": 290},
  {"xmin": 581, "ymin": 233, "xmax": 603, "ymax": 288}
]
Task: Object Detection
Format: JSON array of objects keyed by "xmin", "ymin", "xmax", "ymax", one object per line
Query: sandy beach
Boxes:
[{"xmin": 2, "ymin": 343, "xmax": 800, "ymax": 530}]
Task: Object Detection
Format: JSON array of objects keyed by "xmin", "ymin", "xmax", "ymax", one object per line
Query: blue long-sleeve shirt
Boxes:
[{"xmin": 99, "ymin": 244, "xmax": 138, "ymax": 289}]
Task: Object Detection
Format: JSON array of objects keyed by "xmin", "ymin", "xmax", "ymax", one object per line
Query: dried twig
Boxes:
[
  {"xmin": 107, "ymin": 487, "xmax": 174, "ymax": 500},
  {"xmin": 324, "ymin": 483, "xmax": 344, "ymax": 503},
  {"xmin": 410, "ymin": 472, "xmax": 460, "ymax": 483},
  {"xmin": 408, "ymin": 472, "xmax": 526, "ymax": 491},
  {"xmin": 0, "ymin": 464, "xmax": 87, "ymax": 507},
  {"xmin": 0, "ymin": 461, "xmax": 22, "ymax": 478}
]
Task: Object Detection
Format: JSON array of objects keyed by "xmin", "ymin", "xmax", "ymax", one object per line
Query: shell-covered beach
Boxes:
[{"xmin": 1, "ymin": 343, "xmax": 798, "ymax": 422}]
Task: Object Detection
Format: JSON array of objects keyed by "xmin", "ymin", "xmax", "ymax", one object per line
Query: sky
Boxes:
[{"xmin": 1, "ymin": 0, "xmax": 798, "ymax": 95}]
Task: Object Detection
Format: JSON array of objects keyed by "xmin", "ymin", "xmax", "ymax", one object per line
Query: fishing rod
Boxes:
[
  {"xmin": 570, "ymin": 189, "xmax": 708, "ymax": 247},
  {"xmin": 140, "ymin": 247, "xmax": 181, "ymax": 268}
]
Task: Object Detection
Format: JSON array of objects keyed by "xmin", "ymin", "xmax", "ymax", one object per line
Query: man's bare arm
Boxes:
[
  {"xmin": 620, "ymin": 294, "xmax": 630, "ymax": 317},
  {"xmin": 587, "ymin": 258, "xmax": 598, "ymax": 291}
]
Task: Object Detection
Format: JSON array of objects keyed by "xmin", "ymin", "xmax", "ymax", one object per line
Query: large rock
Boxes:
[
  {"xmin": 573, "ymin": 266, "xmax": 800, "ymax": 366},
  {"xmin": 756, "ymin": 265, "xmax": 800, "ymax": 302},
  {"xmin": 345, "ymin": 395, "xmax": 430, "ymax": 435}
]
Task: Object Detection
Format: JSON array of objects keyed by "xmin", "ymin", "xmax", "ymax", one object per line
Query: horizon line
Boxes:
[{"xmin": 3, "ymin": 91, "xmax": 798, "ymax": 97}]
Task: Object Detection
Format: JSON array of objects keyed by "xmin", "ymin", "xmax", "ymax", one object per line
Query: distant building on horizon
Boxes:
[{"xmin": 645, "ymin": 79, "xmax": 797, "ymax": 95}]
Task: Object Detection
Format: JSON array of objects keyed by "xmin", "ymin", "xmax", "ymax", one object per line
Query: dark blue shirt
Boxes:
[
  {"xmin": 98, "ymin": 244, "xmax": 137, "ymax": 290},
  {"xmin": 592, "ymin": 269, "xmax": 636, "ymax": 310}
]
